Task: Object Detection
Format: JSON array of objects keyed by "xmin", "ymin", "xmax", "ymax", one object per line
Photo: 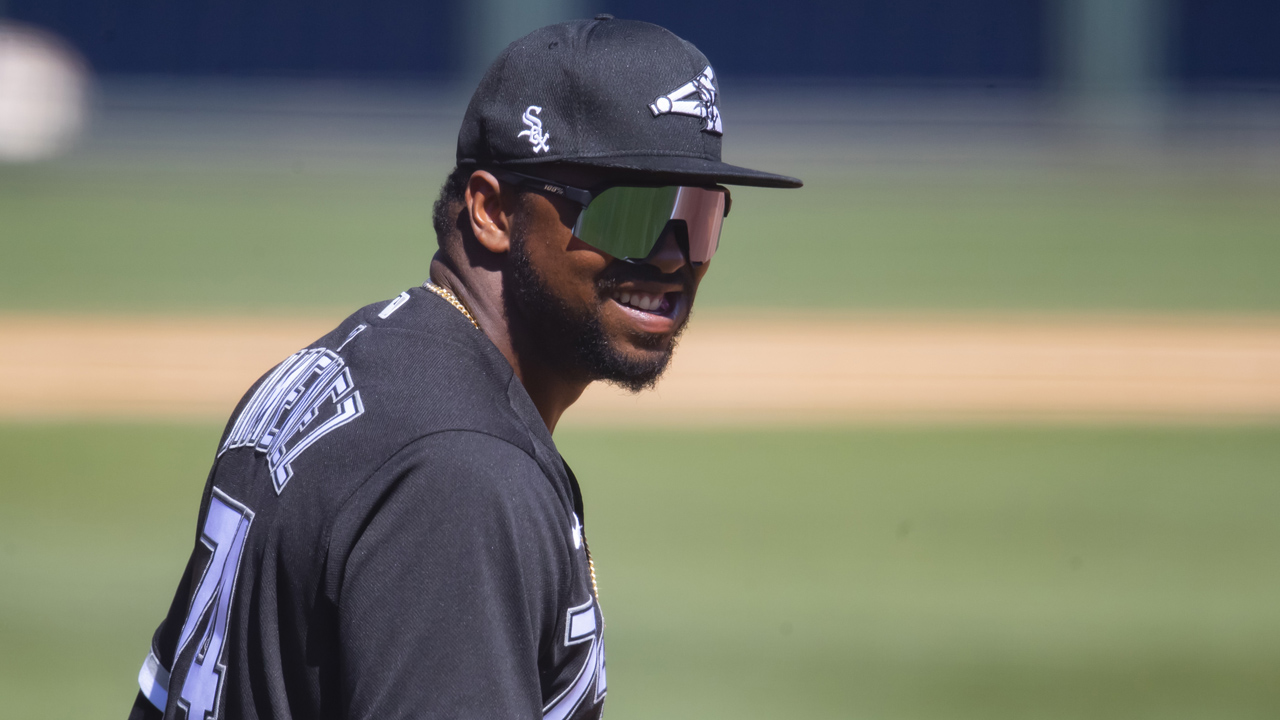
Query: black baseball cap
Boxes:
[{"xmin": 456, "ymin": 16, "xmax": 802, "ymax": 189}]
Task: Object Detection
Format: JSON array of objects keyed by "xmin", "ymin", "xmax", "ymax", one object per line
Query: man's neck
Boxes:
[{"xmin": 428, "ymin": 257, "xmax": 587, "ymax": 433}]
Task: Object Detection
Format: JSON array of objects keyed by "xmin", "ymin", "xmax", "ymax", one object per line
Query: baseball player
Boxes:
[{"xmin": 128, "ymin": 16, "xmax": 800, "ymax": 720}]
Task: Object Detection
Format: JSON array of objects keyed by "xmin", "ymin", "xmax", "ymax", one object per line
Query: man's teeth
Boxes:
[{"xmin": 612, "ymin": 291, "xmax": 665, "ymax": 312}]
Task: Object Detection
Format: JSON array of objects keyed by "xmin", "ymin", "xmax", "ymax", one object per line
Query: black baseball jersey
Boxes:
[{"xmin": 128, "ymin": 285, "xmax": 606, "ymax": 720}]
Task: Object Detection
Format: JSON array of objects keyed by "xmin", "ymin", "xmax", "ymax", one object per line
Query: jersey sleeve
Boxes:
[{"xmin": 330, "ymin": 430, "xmax": 569, "ymax": 719}]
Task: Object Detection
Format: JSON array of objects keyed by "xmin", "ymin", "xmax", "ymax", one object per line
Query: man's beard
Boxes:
[{"xmin": 503, "ymin": 226, "xmax": 688, "ymax": 393}]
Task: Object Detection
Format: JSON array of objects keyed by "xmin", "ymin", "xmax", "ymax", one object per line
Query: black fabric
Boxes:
[
  {"xmin": 130, "ymin": 286, "xmax": 606, "ymax": 720},
  {"xmin": 456, "ymin": 17, "xmax": 802, "ymax": 189}
]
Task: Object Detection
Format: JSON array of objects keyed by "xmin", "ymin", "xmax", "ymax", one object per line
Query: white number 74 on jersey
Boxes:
[{"xmin": 138, "ymin": 487, "xmax": 254, "ymax": 718}]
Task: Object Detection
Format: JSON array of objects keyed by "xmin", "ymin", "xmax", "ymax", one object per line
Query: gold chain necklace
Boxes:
[
  {"xmin": 422, "ymin": 281, "xmax": 479, "ymax": 329},
  {"xmin": 583, "ymin": 536, "xmax": 600, "ymax": 601},
  {"xmin": 422, "ymin": 280, "xmax": 596, "ymax": 599}
]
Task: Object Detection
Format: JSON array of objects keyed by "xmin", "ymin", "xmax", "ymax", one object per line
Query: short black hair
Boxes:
[{"xmin": 431, "ymin": 166, "xmax": 473, "ymax": 246}]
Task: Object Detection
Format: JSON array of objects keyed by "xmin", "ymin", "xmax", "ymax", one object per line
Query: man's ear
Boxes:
[{"xmin": 465, "ymin": 170, "xmax": 512, "ymax": 254}]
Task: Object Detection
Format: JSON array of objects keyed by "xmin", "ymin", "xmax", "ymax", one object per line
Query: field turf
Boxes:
[
  {"xmin": 3, "ymin": 423, "xmax": 1277, "ymax": 719},
  {"xmin": 2, "ymin": 164, "xmax": 1278, "ymax": 314},
  {"xmin": 4, "ymin": 109, "xmax": 1278, "ymax": 719}
]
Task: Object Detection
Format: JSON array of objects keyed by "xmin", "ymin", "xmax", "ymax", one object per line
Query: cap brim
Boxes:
[{"xmin": 477, "ymin": 154, "xmax": 802, "ymax": 189}]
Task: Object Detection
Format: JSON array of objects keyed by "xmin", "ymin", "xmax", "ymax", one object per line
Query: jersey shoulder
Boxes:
[{"xmin": 215, "ymin": 286, "xmax": 536, "ymax": 500}]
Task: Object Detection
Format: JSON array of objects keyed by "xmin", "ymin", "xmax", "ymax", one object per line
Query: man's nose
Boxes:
[{"xmin": 641, "ymin": 225, "xmax": 687, "ymax": 275}]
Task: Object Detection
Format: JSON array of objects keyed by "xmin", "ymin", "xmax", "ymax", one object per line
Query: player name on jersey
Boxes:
[{"xmin": 220, "ymin": 348, "xmax": 364, "ymax": 493}]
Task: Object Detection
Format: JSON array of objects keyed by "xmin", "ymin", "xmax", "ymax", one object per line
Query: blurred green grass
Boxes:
[
  {"xmin": 3, "ymin": 423, "xmax": 1277, "ymax": 719},
  {"xmin": 2, "ymin": 163, "xmax": 1278, "ymax": 314}
]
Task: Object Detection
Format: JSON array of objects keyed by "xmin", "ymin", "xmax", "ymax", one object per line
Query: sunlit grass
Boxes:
[
  {"xmin": 3, "ymin": 164, "xmax": 1278, "ymax": 314},
  {"xmin": 3, "ymin": 423, "xmax": 1277, "ymax": 719}
]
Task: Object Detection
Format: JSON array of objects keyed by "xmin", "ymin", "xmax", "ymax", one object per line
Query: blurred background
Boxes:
[{"xmin": 1, "ymin": 1, "xmax": 1278, "ymax": 718}]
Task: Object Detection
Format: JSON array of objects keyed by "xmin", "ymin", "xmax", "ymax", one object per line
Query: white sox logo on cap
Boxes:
[
  {"xmin": 648, "ymin": 66, "xmax": 722, "ymax": 135},
  {"xmin": 518, "ymin": 105, "xmax": 551, "ymax": 153}
]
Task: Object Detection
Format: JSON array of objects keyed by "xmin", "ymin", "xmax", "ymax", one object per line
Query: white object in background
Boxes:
[{"xmin": 0, "ymin": 21, "xmax": 88, "ymax": 162}]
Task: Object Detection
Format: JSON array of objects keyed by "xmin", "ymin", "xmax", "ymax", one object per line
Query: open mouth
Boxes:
[{"xmin": 610, "ymin": 290, "xmax": 677, "ymax": 316}]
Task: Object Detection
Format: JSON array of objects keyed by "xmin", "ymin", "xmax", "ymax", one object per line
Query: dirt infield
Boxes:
[{"xmin": 2, "ymin": 313, "xmax": 1278, "ymax": 423}]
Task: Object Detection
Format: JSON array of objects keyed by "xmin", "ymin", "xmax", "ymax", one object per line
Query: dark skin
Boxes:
[{"xmin": 429, "ymin": 166, "xmax": 711, "ymax": 432}]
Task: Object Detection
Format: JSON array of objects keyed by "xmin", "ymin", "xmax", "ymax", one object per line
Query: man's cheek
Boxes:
[{"xmin": 693, "ymin": 261, "xmax": 712, "ymax": 284}]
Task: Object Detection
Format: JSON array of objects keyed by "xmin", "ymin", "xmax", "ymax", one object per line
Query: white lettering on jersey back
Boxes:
[
  {"xmin": 336, "ymin": 323, "xmax": 367, "ymax": 351},
  {"xmin": 173, "ymin": 488, "xmax": 254, "ymax": 719},
  {"xmin": 378, "ymin": 291, "xmax": 411, "ymax": 319},
  {"xmin": 543, "ymin": 596, "xmax": 606, "ymax": 720},
  {"xmin": 220, "ymin": 348, "xmax": 365, "ymax": 493}
]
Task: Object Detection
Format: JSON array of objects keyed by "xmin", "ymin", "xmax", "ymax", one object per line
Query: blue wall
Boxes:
[
  {"xmin": 6, "ymin": 0, "xmax": 1279, "ymax": 86},
  {"xmin": 607, "ymin": 0, "xmax": 1046, "ymax": 81},
  {"xmin": 1176, "ymin": 0, "xmax": 1280, "ymax": 85},
  {"xmin": 5, "ymin": 0, "xmax": 462, "ymax": 77}
]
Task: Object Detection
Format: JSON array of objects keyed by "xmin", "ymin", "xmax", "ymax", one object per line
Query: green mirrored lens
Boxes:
[{"xmin": 573, "ymin": 185, "xmax": 679, "ymax": 259}]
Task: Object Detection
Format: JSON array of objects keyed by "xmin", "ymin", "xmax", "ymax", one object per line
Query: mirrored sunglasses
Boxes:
[{"xmin": 494, "ymin": 170, "xmax": 731, "ymax": 264}]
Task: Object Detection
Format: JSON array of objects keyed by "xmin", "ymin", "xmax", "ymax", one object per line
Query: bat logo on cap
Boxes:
[
  {"xmin": 518, "ymin": 105, "xmax": 551, "ymax": 153},
  {"xmin": 648, "ymin": 66, "xmax": 722, "ymax": 135}
]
